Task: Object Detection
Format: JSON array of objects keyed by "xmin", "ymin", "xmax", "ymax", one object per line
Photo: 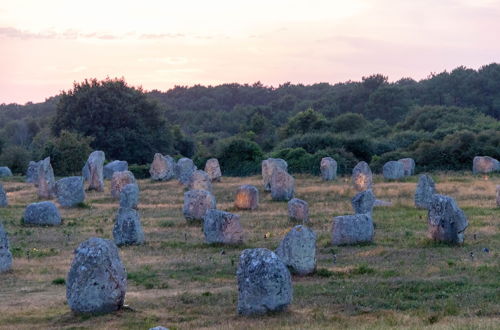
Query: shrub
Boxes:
[
  {"xmin": 129, "ymin": 164, "xmax": 150, "ymax": 179},
  {"xmin": 0, "ymin": 145, "xmax": 31, "ymax": 174},
  {"xmin": 216, "ymin": 138, "xmax": 264, "ymax": 176}
]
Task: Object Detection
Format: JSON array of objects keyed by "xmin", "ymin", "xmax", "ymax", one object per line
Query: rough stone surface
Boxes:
[
  {"xmin": 415, "ymin": 174, "xmax": 436, "ymax": 209},
  {"xmin": 288, "ymin": 198, "xmax": 309, "ymax": 223},
  {"xmin": 188, "ymin": 170, "xmax": 212, "ymax": 192},
  {"xmin": 428, "ymin": 194, "xmax": 468, "ymax": 244},
  {"xmin": 0, "ymin": 184, "xmax": 7, "ymax": 207},
  {"xmin": 183, "ymin": 190, "xmax": 216, "ymax": 222},
  {"xmin": 120, "ymin": 184, "xmax": 139, "ymax": 209},
  {"xmin": 473, "ymin": 156, "xmax": 500, "ymax": 174},
  {"xmin": 23, "ymin": 201, "xmax": 61, "ymax": 226},
  {"xmin": 149, "ymin": 153, "xmax": 176, "ymax": 181},
  {"xmin": 237, "ymin": 248, "xmax": 292, "ymax": 315},
  {"xmin": 331, "ymin": 214, "xmax": 374, "ymax": 245},
  {"xmin": 85, "ymin": 151, "xmax": 105, "ymax": 192},
  {"xmin": 275, "ymin": 225, "xmax": 316, "ymax": 275},
  {"xmin": 320, "ymin": 157, "xmax": 337, "ymax": 181},
  {"xmin": 37, "ymin": 157, "xmax": 56, "ymax": 199},
  {"xmin": 55, "ymin": 176, "xmax": 85, "ymax": 207},
  {"xmin": 0, "ymin": 221, "xmax": 13, "ymax": 273},
  {"xmin": 234, "ymin": 185, "xmax": 259, "ymax": 210},
  {"xmin": 111, "ymin": 171, "xmax": 136, "ymax": 199},
  {"xmin": 383, "ymin": 161, "xmax": 405, "ymax": 180},
  {"xmin": 203, "ymin": 209, "xmax": 244, "ymax": 244},
  {"xmin": 352, "ymin": 161, "xmax": 373, "ymax": 192},
  {"xmin": 113, "ymin": 207, "xmax": 144, "ymax": 246},
  {"xmin": 351, "ymin": 189, "xmax": 375, "ymax": 215},
  {"xmin": 271, "ymin": 167, "xmax": 295, "ymax": 201},
  {"xmin": 66, "ymin": 237, "xmax": 127, "ymax": 314},
  {"xmin": 26, "ymin": 160, "xmax": 41, "ymax": 184},
  {"xmin": 0, "ymin": 167, "xmax": 12, "ymax": 177},
  {"xmin": 175, "ymin": 158, "xmax": 197, "ymax": 185},
  {"xmin": 104, "ymin": 160, "xmax": 128, "ymax": 180},
  {"xmin": 204, "ymin": 158, "xmax": 222, "ymax": 182},
  {"xmin": 398, "ymin": 158, "xmax": 416, "ymax": 176},
  {"xmin": 262, "ymin": 158, "xmax": 288, "ymax": 191},
  {"xmin": 497, "ymin": 185, "xmax": 500, "ymax": 207}
]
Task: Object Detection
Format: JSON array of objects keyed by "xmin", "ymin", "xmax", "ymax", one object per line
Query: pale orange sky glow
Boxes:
[{"xmin": 1, "ymin": 0, "xmax": 499, "ymax": 104}]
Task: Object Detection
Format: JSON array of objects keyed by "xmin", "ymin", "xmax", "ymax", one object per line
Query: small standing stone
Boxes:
[
  {"xmin": 203, "ymin": 209, "xmax": 244, "ymax": 244},
  {"xmin": 175, "ymin": 158, "xmax": 197, "ymax": 185},
  {"xmin": 0, "ymin": 167, "xmax": 12, "ymax": 177},
  {"xmin": 36, "ymin": 157, "xmax": 56, "ymax": 199},
  {"xmin": 271, "ymin": 167, "xmax": 295, "ymax": 201},
  {"xmin": 204, "ymin": 158, "xmax": 222, "ymax": 182},
  {"xmin": 237, "ymin": 248, "xmax": 292, "ymax": 315},
  {"xmin": 66, "ymin": 237, "xmax": 127, "ymax": 314},
  {"xmin": 104, "ymin": 160, "xmax": 128, "ymax": 180},
  {"xmin": 352, "ymin": 161, "xmax": 373, "ymax": 192},
  {"xmin": 55, "ymin": 176, "xmax": 85, "ymax": 207},
  {"xmin": 351, "ymin": 189, "xmax": 375, "ymax": 215},
  {"xmin": 275, "ymin": 225, "xmax": 316, "ymax": 275},
  {"xmin": 149, "ymin": 153, "xmax": 176, "ymax": 181},
  {"xmin": 26, "ymin": 160, "xmax": 41, "ymax": 184},
  {"xmin": 320, "ymin": 157, "xmax": 337, "ymax": 181},
  {"xmin": 262, "ymin": 158, "xmax": 288, "ymax": 192},
  {"xmin": 85, "ymin": 151, "xmax": 105, "ymax": 192},
  {"xmin": 288, "ymin": 198, "xmax": 309, "ymax": 223},
  {"xmin": 473, "ymin": 156, "xmax": 500, "ymax": 174},
  {"xmin": 113, "ymin": 208, "xmax": 144, "ymax": 246},
  {"xmin": 496, "ymin": 185, "xmax": 500, "ymax": 207},
  {"xmin": 428, "ymin": 194, "xmax": 468, "ymax": 244},
  {"xmin": 188, "ymin": 170, "xmax": 212, "ymax": 192},
  {"xmin": 383, "ymin": 161, "xmax": 405, "ymax": 180},
  {"xmin": 183, "ymin": 190, "xmax": 216, "ymax": 223},
  {"xmin": 0, "ymin": 184, "xmax": 7, "ymax": 207},
  {"xmin": 120, "ymin": 184, "xmax": 139, "ymax": 209},
  {"xmin": 111, "ymin": 171, "xmax": 136, "ymax": 199},
  {"xmin": 23, "ymin": 201, "xmax": 61, "ymax": 226},
  {"xmin": 331, "ymin": 214, "xmax": 374, "ymax": 245},
  {"xmin": 398, "ymin": 158, "xmax": 415, "ymax": 176},
  {"xmin": 415, "ymin": 174, "xmax": 436, "ymax": 209},
  {"xmin": 234, "ymin": 185, "xmax": 259, "ymax": 210},
  {"xmin": 0, "ymin": 221, "xmax": 13, "ymax": 273}
]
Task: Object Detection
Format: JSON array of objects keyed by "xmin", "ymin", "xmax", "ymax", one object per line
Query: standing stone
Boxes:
[
  {"xmin": 23, "ymin": 201, "xmax": 61, "ymax": 226},
  {"xmin": 288, "ymin": 198, "xmax": 309, "ymax": 223},
  {"xmin": 0, "ymin": 222, "xmax": 13, "ymax": 273},
  {"xmin": 398, "ymin": 158, "xmax": 415, "ymax": 176},
  {"xmin": 234, "ymin": 185, "xmax": 259, "ymax": 210},
  {"xmin": 113, "ymin": 208, "xmax": 144, "ymax": 246},
  {"xmin": 275, "ymin": 225, "xmax": 316, "ymax": 276},
  {"xmin": 0, "ymin": 184, "xmax": 7, "ymax": 207},
  {"xmin": 331, "ymin": 214, "xmax": 374, "ymax": 245},
  {"xmin": 383, "ymin": 161, "xmax": 405, "ymax": 180},
  {"xmin": 262, "ymin": 158, "xmax": 288, "ymax": 192},
  {"xmin": 120, "ymin": 184, "xmax": 139, "ymax": 209},
  {"xmin": 271, "ymin": 167, "xmax": 295, "ymax": 201},
  {"xmin": 188, "ymin": 170, "xmax": 212, "ymax": 192},
  {"xmin": 203, "ymin": 209, "xmax": 243, "ymax": 244},
  {"xmin": 473, "ymin": 156, "xmax": 500, "ymax": 174},
  {"xmin": 111, "ymin": 171, "xmax": 136, "ymax": 199},
  {"xmin": 36, "ymin": 157, "xmax": 56, "ymax": 199},
  {"xmin": 352, "ymin": 161, "xmax": 373, "ymax": 192},
  {"xmin": 85, "ymin": 151, "xmax": 105, "ymax": 192},
  {"xmin": 149, "ymin": 153, "xmax": 176, "ymax": 181},
  {"xmin": 104, "ymin": 160, "xmax": 128, "ymax": 180},
  {"xmin": 183, "ymin": 190, "xmax": 216, "ymax": 223},
  {"xmin": 351, "ymin": 189, "xmax": 375, "ymax": 215},
  {"xmin": 237, "ymin": 248, "xmax": 292, "ymax": 315},
  {"xmin": 55, "ymin": 176, "xmax": 85, "ymax": 207},
  {"xmin": 66, "ymin": 238, "xmax": 127, "ymax": 314},
  {"xmin": 175, "ymin": 158, "xmax": 197, "ymax": 185},
  {"xmin": 496, "ymin": 185, "xmax": 500, "ymax": 207},
  {"xmin": 0, "ymin": 167, "xmax": 12, "ymax": 177},
  {"xmin": 320, "ymin": 157, "xmax": 337, "ymax": 181},
  {"xmin": 204, "ymin": 158, "xmax": 222, "ymax": 182},
  {"xmin": 26, "ymin": 160, "xmax": 41, "ymax": 184},
  {"xmin": 415, "ymin": 174, "xmax": 436, "ymax": 209},
  {"xmin": 428, "ymin": 194, "xmax": 468, "ymax": 244}
]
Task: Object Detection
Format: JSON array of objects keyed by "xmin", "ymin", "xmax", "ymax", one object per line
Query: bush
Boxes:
[
  {"xmin": 216, "ymin": 138, "xmax": 263, "ymax": 176},
  {"xmin": 129, "ymin": 164, "xmax": 150, "ymax": 179},
  {"xmin": 0, "ymin": 145, "xmax": 31, "ymax": 174}
]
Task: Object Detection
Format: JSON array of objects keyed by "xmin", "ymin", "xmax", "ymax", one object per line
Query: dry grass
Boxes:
[{"xmin": 0, "ymin": 173, "xmax": 499, "ymax": 330}]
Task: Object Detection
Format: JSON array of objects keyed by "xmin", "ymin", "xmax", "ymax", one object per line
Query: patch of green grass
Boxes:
[
  {"xmin": 11, "ymin": 247, "xmax": 60, "ymax": 258},
  {"xmin": 127, "ymin": 265, "xmax": 168, "ymax": 289},
  {"xmin": 159, "ymin": 220, "xmax": 176, "ymax": 227},
  {"xmin": 51, "ymin": 278, "xmax": 66, "ymax": 285}
]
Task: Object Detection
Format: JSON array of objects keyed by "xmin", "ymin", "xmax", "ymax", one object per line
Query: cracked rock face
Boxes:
[
  {"xmin": 0, "ymin": 222, "xmax": 13, "ymax": 273},
  {"xmin": 427, "ymin": 194, "xmax": 468, "ymax": 244},
  {"xmin": 204, "ymin": 158, "xmax": 222, "ymax": 182},
  {"xmin": 352, "ymin": 161, "xmax": 373, "ymax": 192},
  {"xmin": 149, "ymin": 153, "xmax": 175, "ymax": 181},
  {"xmin": 320, "ymin": 157, "xmax": 337, "ymax": 181},
  {"xmin": 275, "ymin": 225, "xmax": 316, "ymax": 275},
  {"xmin": 262, "ymin": 158, "xmax": 288, "ymax": 192}
]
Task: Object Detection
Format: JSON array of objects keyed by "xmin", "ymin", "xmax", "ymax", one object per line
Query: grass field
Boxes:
[{"xmin": 0, "ymin": 173, "xmax": 499, "ymax": 329}]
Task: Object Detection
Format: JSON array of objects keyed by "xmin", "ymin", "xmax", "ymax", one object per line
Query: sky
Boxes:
[{"xmin": 1, "ymin": 0, "xmax": 499, "ymax": 104}]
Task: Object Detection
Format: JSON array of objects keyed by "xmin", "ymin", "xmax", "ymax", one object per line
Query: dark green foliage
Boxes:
[
  {"xmin": 280, "ymin": 108, "xmax": 326, "ymax": 138},
  {"xmin": 331, "ymin": 112, "xmax": 367, "ymax": 133},
  {"xmin": 51, "ymin": 278, "xmax": 66, "ymax": 285},
  {"xmin": 128, "ymin": 164, "xmax": 150, "ymax": 179},
  {"xmin": 0, "ymin": 145, "xmax": 30, "ymax": 174},
  {"xmin": 215, "ymin": 138, "xmax": 263, "ymax": 176}
]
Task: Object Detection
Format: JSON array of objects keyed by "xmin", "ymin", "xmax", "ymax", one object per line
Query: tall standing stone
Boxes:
[
  {"xmin": 110, "ymin": 171, "xmax": 136, "ymax": 199},
  {"xmin": 36, "ymin": 157, "xmax": 56, "ymax": 199},
  {"xmin": 331, "ymin": 214, "xmax": 374, "ymax": 245},
  {"xmin": 275, "ymin": 225, "xmax": 316, "ymax": 276},
  {"xmin": 415, "ymin": 174, "xmax": 436, "ymax": 209},
  {"xmin": 203, "ymin": 209, "xmax": 244, "ymax": 244},
  {"xmin": 473, "ymin": 156, "xmax": 500, "ymax": 174},
  {"xmin": 351, "ymin": 189, "xmax": 375, "ymax": 215},
  {"xmin": 234, "ymin": 185, "xmax": 259, "ymax": 210},
  {"xmin": 188, "ymin": 170, "xmax": 212, "ymax": 192},
  {"xmin": 204, "ymin": 158, "xmax": 222, "ymax": 182},
  {"xmin": 23, "ymin": 201, "xmax": 61, "ymax": 226},
  {"xmin": 383, "ymin": 161, "xmax": 405, "ymax": 180},
  {"xmin": 66, "ymin": 238, "xmax": 127, "ymax": 314},
  {"xmin": 320, "ymin": 157, "xmax": 337, "ymax": 181},
  {"xmin": 398, "ymin": 158, "xmax": 415, "ymax": 176},
  {"xmin": 175, "ymin": 158, "xmax": 197, "ymax": 185},
  {"xmin": 288, "ymin": 198, "xmax": 309, "ymax": 223},
  {"xmin": 0, "ymin": 184, "xmax": 7, "ymax": 207},
  {"xmin": 183, "ymin": 190, "xmax": 216, "ymax": 223},
  {"xmin": 85, "ymin": 151, "xmax": 105, "ymax": 192},
  {"xmin": 104, "ymin": 160, "xmax": 128, "ymax": 180},
  {"xmin": 428, "ymin": 194, "xmax": 468, "ymax": 244},
  {"xmin": 271, "ymin": 167, "xmax": 295, "ymax": 201},
  {"xmin": 120, "ymin": 184, "xmax": 139, "ymax": 209},
  {"xmin": 26, "ymin": 160, "xmax": 41, "ymax": 184},
  {"xmin": 0, "ymin": 222, "xmax": 13, "ymax": 273},
  {"xmin": 496, "ymin": 185, "xmax": 500, "ymax": 207},
  {"xmin": 0, "ymin": 167, "xmax": 12, "ymax": 177},
  {"xmin": 352, "ymin": 161, "xmax": 373, "ymax": 192},
  {"xmin": 149, "ymin": 153, "xmax": 175, "ymax": 181},
  {"xmin": 237, "ymin": 248, "xmax": 292, "ymax": 315},
  {"xmin": 55, "ymin": 176, "xmax": 85, "ymax": 207},
  {"xmin": 113, "ymin": 208, "xmax": 144, "ymax": 246},
  {"xmin": 262, "ymin": 158, "xmax": 288, "ymax": 192}
]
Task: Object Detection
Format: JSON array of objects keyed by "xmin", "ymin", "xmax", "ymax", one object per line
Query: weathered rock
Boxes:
[
  {"xmin": 66, "ymin": 237, "xmax": 127, "ymax": 314},
  {"xmin": 183, "ymin": 190, "xmax": 216, "ymax": 223},
  {"xmin": 398, "ymin": 158, "xmax": 415, "ymax": 176},
  {"xmin": 497, "ymin": 185, "xmax": 500, "ymax": 207},
  {"xmin": 271, "ymin": 167, "xmax": 295, "ymax": 201},
  {"xmin": 352, "ymin": 161, "xmax": 373, "ymax": 191},
  {"xmin": 175, "ymin": 158, "xmax": 197, "ymax": 185},
  {"xmin": 104, "ymin": 160, "xmax": 128, "ymax": 180},
  {"xmin": 120, "ymin": 184, "xmax": 139, "ymax": 209},
  {"xmin": 23, "ymin": 201, "xmax": 61, "ymax": 226},
  {"xmin": 0, "ymin": 184, "xmax": 7, "ymax": 207},
  {"xmin": 188, "ymin": 170, "xmax": 212, "ymax": 192},
  {"xmin": 415, "ymin": 174, "xmax": 436, "ymax": 209},
  {"xmin": 320, "ymin": 157, "xmax": 337, "ymax": 181},
  {"xmin": 275, "ymin": 225, "xmax": 316, "ymax": 275},
  {"xmin": 26, "ymin": 160, "xmax": 41, "ymax": 184},
  {"xmin": 262, "ymin": 158, "xmax": 288, "ymax": 192},
  {"xmin": 0, "ymin": 221, "xmax": 13, "ymax": 273},
  {"xmin": 36, "ymin": 157, "xmax": 56, "ymax": 199},
  {"xmin": 331, "ymin": 214, "xmax": 374, "ymax": 245},
  {"xmin": 428, "ymin": 194, "xmax": 468, "ymax": 244},
  {"xmin": 113, "ymin": 207, "xmax": 144, "ymax": 246},
  {"xmin": 111, "ymin": 171, "xmax": 136, "ymax": 199},
  {"xmin": 203, "ymin": 209, "xmax": 243, "ymax": 244},
  {"xmin": 149, "ymin": 153, "xmax": 176, "ymax": 181},
  {"xmin": 351, "ymin": 189, "xmax": 375, "ymax": 215},
  {"xmin": 473, "ymin": 156, "xmax": 500, "ymax": 174},
  {"xmin": 383, "ymin": 161, "xmax": 405, "ymax": 180},
  {"xmin": 288, "ymin": 198, "xmax": 309, "ymax": 223},
  {"xmin": 0, "ymin": 167, "xmax": 12, "ymax": 177},
  {"xmin": 204, "ymin": 158, "xmax": 222, "ymax": 182},
  {"xmin": 149, "ymin": 327, "xmax": 169, "ymax": 330},
  {"xmin": 234, "ymin": 185, "xmax": 259, "ymax": 210},
  {"xmin": 55, "ymin": 176, "xmax": 85, "ymax": 207},
  {"xmin": 85, "ymin": 151, "xmax": 105, "ymax": 192},
  {"xmin": 237, "ymin": 248, "xmax": 292, "ymax": 315}
]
